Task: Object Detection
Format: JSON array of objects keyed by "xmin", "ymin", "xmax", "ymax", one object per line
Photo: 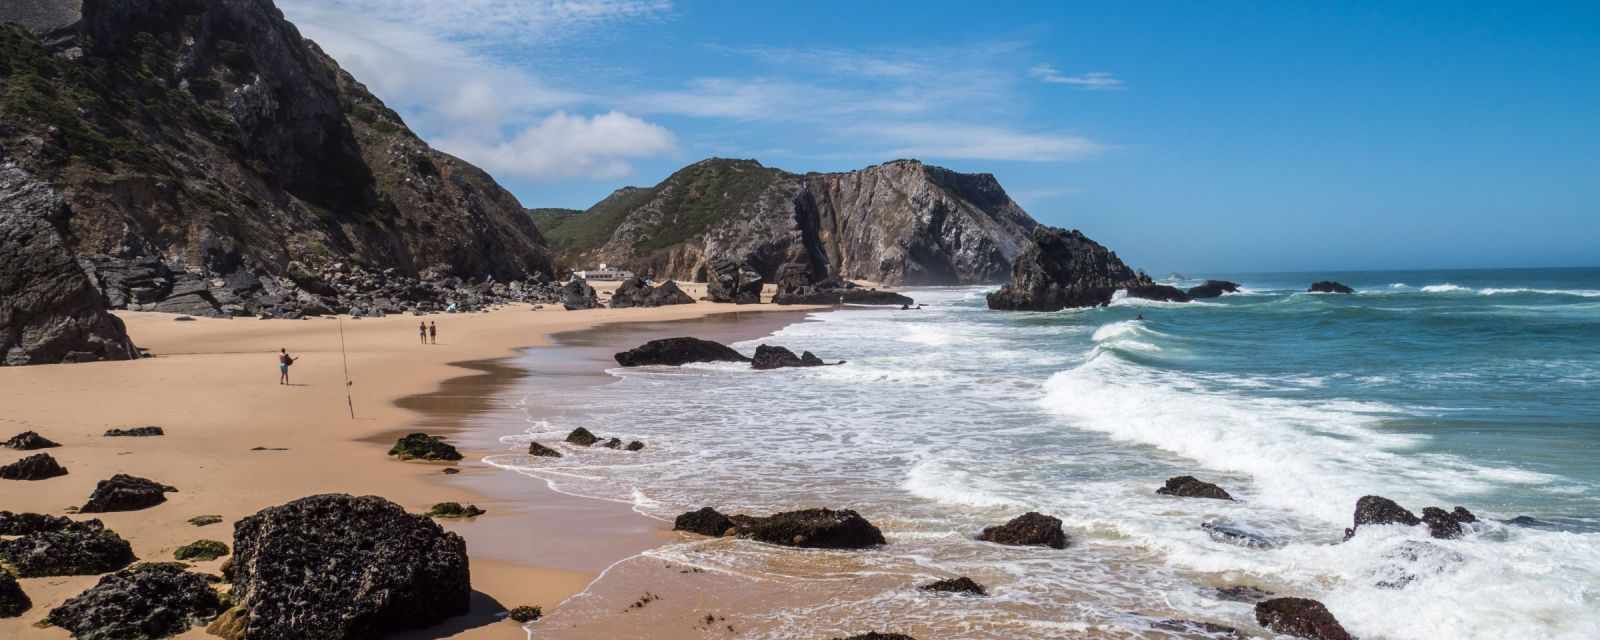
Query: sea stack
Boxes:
[{"xmin": 987, "ymin": 227, "xmax": 1149, "ymax": 311}]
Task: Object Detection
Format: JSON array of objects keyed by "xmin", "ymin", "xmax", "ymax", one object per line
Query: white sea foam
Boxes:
[{"xmin": 1422, "ymin": 283, "xmax": 1470, "ymax": 293}]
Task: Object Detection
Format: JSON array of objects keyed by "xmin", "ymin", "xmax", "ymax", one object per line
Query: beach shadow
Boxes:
[{"xmin": 389, "ymin": 589, "xmax": 510, "ymax": 639}]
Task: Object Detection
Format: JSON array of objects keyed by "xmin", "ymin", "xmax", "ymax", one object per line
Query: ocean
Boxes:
[{"xmin": 491, "ymin": 267, "xmax": 1600, "ymax": 639}]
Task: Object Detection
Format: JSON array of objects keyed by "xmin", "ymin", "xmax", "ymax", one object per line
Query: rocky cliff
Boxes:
[
  {"xmin": 986, "ymin": 226, "xmax": 1150, "ymax": 311},
  {"xmin": 0, "ymin": 0, "xmax": 557, "ymax": 361},
  {"xmin": 532, "ymin": 158, "xmax": 1039, "ymax": 287}
]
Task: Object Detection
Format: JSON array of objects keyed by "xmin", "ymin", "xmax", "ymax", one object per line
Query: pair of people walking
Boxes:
[{"xmin": 418, "ymin": 321, "xmax": 437, "ymax": 345}]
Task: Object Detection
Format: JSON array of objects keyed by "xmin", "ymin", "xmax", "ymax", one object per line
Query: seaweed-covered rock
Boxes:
[
  {"xmin": 1126, "ymin": 284, "xmax": 1192, "ymax": 303},
  {"xmin": 0, "ymin": 519, "xmax": 135, "ymax": 577},
  {"xmin": 1420, "ymin": 506, "xmax": 1477, "ymax": 540},
  {"xmin": 1187, "ymin": 280, "xmax": 1241, "ymax": 299},
  {"xmin": 188, "ymin": 515, "xmax": 224, "ymax": 527},
  {"xmin": 750, "ymin": 344, "xmax": 837, "ymax": 370},
  {"xmin": 0, "ymin": 510, "xmax": 74, "ymax": 535},
  {"xmin": 104, "ymin": 426, "xmax": 165, "ymax": 437},
  {"xmin": 728, "ymin": 509, "xmax": 886, "ymax": 549},
  {"xmin": 508, "ymin": 605, "xmax": 542, "ymax": 622},
  {"xmin": 218, "ymin": 494, "xmax": 470, "ymax": 639},
  {"xmin": 426, "ymin": 503, "xmax": 486, "ymax": 519},
  {"xmin": 1156, "ymin": 476, "xmax": 1233, "ymax": 500},
  {"xmin": 918, "ymin": 576, "xmax": 987, "ymax": 596},
  {"xmin": 1254, "ymin": 597, "xmax": 1353, "ymax": 640},
  {"xmin": 2, "ymin": 430, "xmax": 60, "ymax": 450},
  {"xmin": 0, "ymin": 452, "xmax": 68, "ymax": 480},
  {"xmin": 1308, "ymin": 281, "xmax": 1355, "ymax": 294},
  {"xmin": 45, "ymin": 562, "xmax": 223, "ymax": 640},
  {"xmin": 613, "ymin": 337, "xmax": 751, "ymax": 367},
  {"xmin": 1345, "ymin": 495, "xmax": 1421, "ymax": 539},
  {"xmin": 565, "ymin": 428, "xmax": 599, "ymax": 447},
  {"xmin": 527, "ymin": 442, "xmax": 562, "ymax": 457},
  {"xmin": 673, "ymin": 507, "xmax": 735, "ymax": 537},
  {"xmin": 609, "ymin": 277, "xmax": 695, "ymax": 308},
  {"xmin": 987, "ymin": 226, "xmax": 1150, "ymax": 311},
  {"xmin": 558, "ymin": 278, "xmax": 600, "ymax": 310},
  {"xmin": 80, "ymin": 474, "xmax": 177, "ymax": 513},
  {"xmin": 175, "ymin": 540, "xmax": 230, "ymax": 562},
  {"xmin": 387, "ymin": 433, "xmax": 462, "ymax": 461},
  {"xmin": 977, "ymin": 512, "xmax": 1069, "ymax": 549},
  {"xmin": 0, "ymin": 570, "xmax": 30, "ymax": 618}
]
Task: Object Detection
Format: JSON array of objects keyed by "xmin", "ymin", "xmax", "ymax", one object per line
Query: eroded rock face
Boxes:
[
  {"xmin": 1309, "ymin": 281, "xmax": 1355, "ymax": 294},
  {"xmin": 1254, "ymin": 597, "xmax": 1354, "ymax": 640},
  {"xmin": 608, "ymin": 277, "xmax": 694, "ymax": 308},
  {"xmin": 0, "ymin": 166, "xmax": 138, "ymax": 366},
  {"xmin": 977, "ymin": 512, "xmax": 1068, "ymax": 549},
  {"xmin": 706, "ymin": 258, "xmax": 763, "ymax": 304},
  {"xmin": 220, "ymin": 494, "xmax": 470, "ymax": 639},
  {"xmin": 0, "ymin": 519, "xmax": 135, "ymax": 577},
  {"xmin": 0, "ymin": 571, "xmax": 30, "ymax": 618},
  {"xmin": 80, "ymin": 474, "xmax": 177, "ymax": 513},
  {"xmin": 1156, "ymin": 476, "xmax": 1233, "ymax": 500},
  {"xmin": 46, "ymin": 562, "xmax": 223, "ymax": 640},
  {"xmin": 2, "ymin": 430, "xmax": 60, "ymax": 450},
  {"xmin": 918, "ymin": 576, "xmax": 987, "ymax": 596},
  {"xmin": 1187, "ymin": 280, "xmax": 1240, "ymax": 299},
  {"xmin": 0, "ymin": 452, "xmax": 68, "ymax": 480},
  {"xmin": 750, "ymin": 344, "xmax": 835, "ymax": 370},
  {"xmin": 987, "ymin": 227, "xmax": 1149, "ymax": 311},
  {"xmin": 613, "ymin": 337, "xmax": 751, "ymax": 367}
]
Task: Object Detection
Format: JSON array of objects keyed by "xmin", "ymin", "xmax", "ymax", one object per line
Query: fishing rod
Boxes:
[{"xmin": 337, "ymin": 316, "xmax": 355, "ymax": 419}]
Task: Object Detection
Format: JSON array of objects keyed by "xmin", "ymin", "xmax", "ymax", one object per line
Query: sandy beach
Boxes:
[{"xmin": 0, "ymin": 283, "xmax": 821, "ymax": 639}]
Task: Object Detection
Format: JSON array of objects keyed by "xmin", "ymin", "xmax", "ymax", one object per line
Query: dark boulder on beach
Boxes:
[
  {"xmin": 1254, "ymin": 598, "xmax": 1354, "ymax": 640},
  {"xmin": 528, "ymin": 442, "xmax": 562, "ymax": 457},
  {"xmin": 614, "ymin": 337, "xmax": 752, "ymax": 367},
  {"xmin": 707, "ymin": 258, "xmax": 764, "ymax": 304},
  {"xmin": 1420, "ymin": 506, "xmax": 1477, "ymax": 539},
  {"xmin": 0, "ymin": 510, "xmax": 74, "ymax": 535},
  {"xmin": 426, "ymin": 502, "xmax": 486, "ymax": 519},
  {"xmin": 0, "ymin": 571, "xmax": 31, "ymax": 618},
  {"xmin": 388, "ymin": 433, "xmax": 463, "ymax": 461},
  {"xmin": 918, "ymin": 576, "xmax": 987, "ymax": 596},
  {"xmin": 508, "ymin": 605, "xmax": 543, "ymax": 622},
  {"xmin": 1308, "ymin": 281, "xmax": 1355, "ymax": 294},
  {"xmin": 105, "ymin": 426, "xmax": 165, "ymax": 437},
  {"xmin": 47, "ymin": 562, "xmax": 223, "ymax": 639},
  {"xmin": 80, "ymin": 474, "xmax": 177, "ymax": 513},
  {"xmin": 0, "ymin": 519, "xmax": 135, "ymax": 577},
  {"xmin": 750, "ymin": 344, "xmax": 839, "ymax": 370},
  {"xmin": 215, "ymin": 494, "xmax": 470, "ymax": 639},
  {"xmin": 1345, "ymin": 495, "xmax": 1420, "ymax": 539},
  {"xmin": 674, "ymin": 507, "xmax": 736, "ymax": 537},
  {"xmin": 565, "ymin": 427, "xmax": 599, "ymax": 447},
  {"xmin": 609, "ymin": 277, "xmax": 695, "ymax": 308},
  {"xmin": 3, "ymin": 430, "xmax": 60, "ymax": 450},
  {"xmin": 729, "ymin": 509, "xmax": 887, "ymax": 549},
  {"xmin": 559, "ymin": 278, "xmax": 601, "ymax": 310},
  {"xmin": 1187, "ymin": 280, "xmax": 1241, "ymax": 299},
  {"xmin": 0, "ymin": 452, "xmax": 68, "ymax": 480},
  {"xmin": 1156, "ymin": 476, "xmax": 1233, "ymax": 500},
  {"xmin": 987, "ymin": 226, "xmax": 1150, "ymax": 311},
  {"xmin": 1127, "ymin": 284, "xmax": 1192, "ymax": 303},
  {"xmin": 977, "ymin": 512, "xmax": 1069, "ymax": 549}
]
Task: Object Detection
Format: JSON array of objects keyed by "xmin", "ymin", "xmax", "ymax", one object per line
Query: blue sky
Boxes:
[{"xmin": 279, "ymin": 1, "xmax": 1599, "ymax": 273}]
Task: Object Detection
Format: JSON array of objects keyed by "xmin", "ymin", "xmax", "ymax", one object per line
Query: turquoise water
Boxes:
[{"xmin": 502, "ymin": 267, "xmax": 1599, "ymax": 639}]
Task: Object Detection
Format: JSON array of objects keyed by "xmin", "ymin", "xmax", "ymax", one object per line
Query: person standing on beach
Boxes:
[
  {"xmin": 278, "ymin": 348, "xmax": 298, "ymax": 385},
  {"xmin": 419, "ymin": 321, "xmax": 427, "ymax": 344},
  {"xmin": 429, "ymin": 321, "xmax": 437, "ymax": 345}
]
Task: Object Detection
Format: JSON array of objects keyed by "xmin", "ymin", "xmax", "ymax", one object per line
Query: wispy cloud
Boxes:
[
  {"xmin": 853, "ymin": 123, "xmax": 1105, "ymax": 162},
  {"xmin": 1029, "ymin": 64, "xmax": 1124, "ymax": 90},
  {"xmin": 279, "ymin": 0, "xmax": 677, "ymax": 181}
]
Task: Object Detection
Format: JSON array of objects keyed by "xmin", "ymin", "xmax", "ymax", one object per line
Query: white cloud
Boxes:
[
  {"xmin": 436, "ymin": 111, "xmax": 676, "ymax": 181},
  {"xmin": 278, "ymin": 1, "xmax": 677, "ymax": 181},
  {"xmin": 1029, "ymin": 64, "xmax": 1124, "ymax": 90}
]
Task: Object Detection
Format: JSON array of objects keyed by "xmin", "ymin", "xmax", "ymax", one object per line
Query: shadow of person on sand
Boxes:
[{"xmin": 389, "ymin": 590, "xmax": 513, "ymax": 639}]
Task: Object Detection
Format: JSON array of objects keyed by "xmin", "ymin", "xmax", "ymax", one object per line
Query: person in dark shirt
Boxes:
[
  {"xmin": 429, "ymin": 321, "xmax": 438, "ymax": 345},
  {"xmin": 419, "ymin": 321, "xmax": 427, "ymax": 344}
]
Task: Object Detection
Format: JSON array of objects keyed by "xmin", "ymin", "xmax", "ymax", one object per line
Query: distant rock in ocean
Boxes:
[
  {"xmin": 1309, "ymin": 281, "xmax": 1355, "ymax": 294},
  {"xmin": 1156, "ymin": 476, "xmax": 1234, "ymax": 500},
  {"xmin": 1126, "ymin": 284, "xmax": 1193, "ymax": 303},
  {"xmin": 987, "ymin": 227, "xmax": 1150, "ymax": 311},
  {"xmin": 531, "ymin": 158, "xmax": 1039, "ymax": 289},
  {"xmin": 1187, "ymin": 280, "xmax": 1240, "ymax": 298}
]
